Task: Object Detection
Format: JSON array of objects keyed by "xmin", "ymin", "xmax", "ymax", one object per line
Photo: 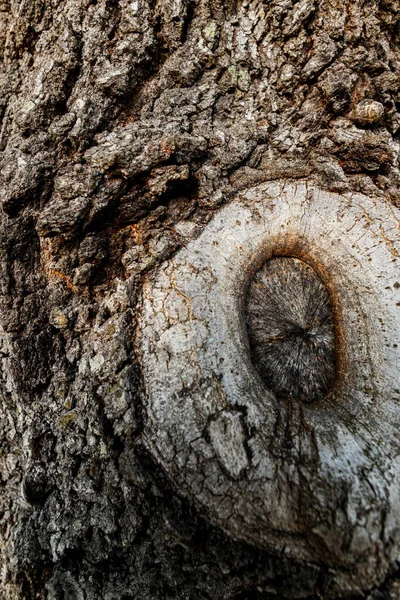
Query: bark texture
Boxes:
[{"xmin": 0, "ymin": 0, "xmax": 400, "ymax": 599}]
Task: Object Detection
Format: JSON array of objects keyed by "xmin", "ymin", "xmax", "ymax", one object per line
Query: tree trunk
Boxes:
[{"xmin": 0, "ymin": 1, "xmax": 400, "ymax": 599}]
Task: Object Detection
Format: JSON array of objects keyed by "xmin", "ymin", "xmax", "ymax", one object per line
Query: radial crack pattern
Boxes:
[{"xmin": 246, "ymin": 257, "xmax": 336, "ymax": 403}]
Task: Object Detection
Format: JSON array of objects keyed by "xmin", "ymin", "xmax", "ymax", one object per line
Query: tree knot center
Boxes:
[{"xmin": 246, "ymin": 256, "xmax": 337, "ymax": 403}]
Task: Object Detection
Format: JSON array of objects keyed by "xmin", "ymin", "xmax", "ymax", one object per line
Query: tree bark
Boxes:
[{"xmin": 0, "ymin": 1, "xmax": 400, "ymax": 599}]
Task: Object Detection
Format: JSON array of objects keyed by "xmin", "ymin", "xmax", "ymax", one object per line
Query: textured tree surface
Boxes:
[
  {"xmin": 0, "ymin": 1, "xmax": 400, "ymax": 599},
  {"xmin": 246, "ymin": 255, "xmax": 337, "ymax": 402},
  {"xmin": 139, "ymin": 181, "xmax": 400, "ymax": 596}
]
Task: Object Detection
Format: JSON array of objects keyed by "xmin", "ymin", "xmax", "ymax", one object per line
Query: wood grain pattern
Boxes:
[{"xmin": 246, "ymin": 256, "xmax": 336, "ymax": 403}]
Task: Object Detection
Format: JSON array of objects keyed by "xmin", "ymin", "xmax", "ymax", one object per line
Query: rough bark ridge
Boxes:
[{"xmin": 0, "ymin": 0, "xmax": 399, "ymax": 598}]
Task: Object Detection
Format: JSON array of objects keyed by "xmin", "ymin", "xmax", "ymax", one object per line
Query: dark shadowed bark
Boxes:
[{"xmin": 0, "ymin": 1, "xmax": 400, "ymax": 599}]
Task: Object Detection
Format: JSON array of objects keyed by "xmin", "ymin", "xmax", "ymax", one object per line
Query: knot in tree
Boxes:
[
  {"xmin": 246, "ymin": 256, "xmax": 336, "ymax": 403},
  {"xmin": 140, "ymin": 181, "xmax": 400, "ymax": 596}
]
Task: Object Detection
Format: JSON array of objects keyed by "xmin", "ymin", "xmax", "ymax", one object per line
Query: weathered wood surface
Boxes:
[{"xmin": 140, "ymin": 181, "xmax": 400, "ymax": 595}]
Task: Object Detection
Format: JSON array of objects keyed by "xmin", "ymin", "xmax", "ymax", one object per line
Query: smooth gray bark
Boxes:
[{"xmin": 0, "ymin": 1, "xmax": 400, "ymax": 599}]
